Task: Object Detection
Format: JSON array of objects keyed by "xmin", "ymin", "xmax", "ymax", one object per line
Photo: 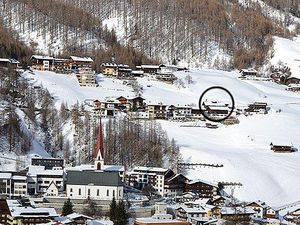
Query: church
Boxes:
[{"xmin": 65, "ymin": 116, "xmax": 124, "ymax": 200}]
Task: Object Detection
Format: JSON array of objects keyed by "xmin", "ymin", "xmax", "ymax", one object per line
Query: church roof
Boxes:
[{"xmin": 66, "ymin": 170, "xmax": 123, "ymax": 186}]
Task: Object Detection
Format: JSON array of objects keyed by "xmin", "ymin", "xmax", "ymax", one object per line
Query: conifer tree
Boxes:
[
  {"xmin": 62, "ymin": 198, "xmax": 74, "ymax": 216},
  {"xmin": 109, "ymin": 197, "xmax": 117, "ymax": 222}
]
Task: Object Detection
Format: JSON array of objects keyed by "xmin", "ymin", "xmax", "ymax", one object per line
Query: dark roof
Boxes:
[{"xmin": 66, "ymin": 170, "xmax": 123, "ymax": 186}]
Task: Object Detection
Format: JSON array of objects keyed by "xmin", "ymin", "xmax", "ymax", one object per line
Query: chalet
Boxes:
[
  {"xmin": 66, "ymin": 116, "xmax": 124, "ymax": 200},
  {"xmin": 286, "ymin": 77, "xmax": 300, "ymax": 84},
  {"xmin": 0, "ymin": 199, "xmax": 57, "ymax": 225},
  {"xmin": 131, "ymin": 70, "xmax": 144, "ymax": 77},
  {"xmin": 0, "ymin": 58, "xmax": 19, "ymax": 69},
  {"xmin": 69, "ymin": 56, "xmax": 93, "ymax": 70},
  {"xmin": 0, "ymin": 171, "xmax": 27, "ymax": 197},
  {"xmin": 220, "ymin": 206, "xmax": 255, "ymax": 222},
  {"xmin": 26, "ymin": 165, "xmax": 64, "ymax": 195},
  {"xmin": 102, "ymin": 63, "xmax": 118, "ymax": 76},
  {"xmin": 93, "ymin": 99, "xmax": 119, "ymax": 117},
  {"xmin": 127, "ymin": 96, "xmax": 145, "ymax": 111},
  {"xmin": 185, "ymin": 179, "xmax": 220, "ymax": 198},
  {"xmin": 270, "ymin": 143, "xmax": 297, "ymax": 153},
  {"xmin": 246, "ymin": 201, "xmax": 267, "ymax": 219},
  {"xmin": 205, "ymin": 105, "xmax": 229, "ymax": 117},
  {"xmin": 65, "ymin": 213, "xmax": 93, "ymax": 224},
  {"xmin": 147, "ymin": 103, "xmax": 168, "ymax": 119},
  {"xmin": 31, "ymin": 55, "xmax": 54, "ymax": 71},
  {"xmin": 156, "ymin": 73, "xmax": 177, "ymax": 83},
  {"xmin": 164, "ymin": 173, "xmax": 189, "ymax": 198},
  {"xmin": 191, "ymin": 108, "xmax": 203, "ymax": 120},
  {"xmin": 75, "ymin": 67, "xmax": 96, "ymax": 86},
  {"xmin": 286, "ymin": 84, "xmax": 300, "ymax": 92},
  {"xmin": 176, "ymin": 206, "xmax": 207, "ymax": 223},
  {"xmin": 118, "ymin": 64, "xmax": 132, "ymax": 77},
  {"xmin": 136, "ymin": 65, "xmax": 160, "ymax": 74},
  {"xmin": 159, "ymin": 64, "xmax": 179, "ymax": 74},
  {"xmin": 245, "ymin": 102, "xmax": 268, "ymax": 114},
  {"xmin": 53, "ymin": 58, "xmax": 71, "ymax": 73},
  {"xmin": 190, "ymin": 217, "xmax": 218, "ymax": 225},
  {"xmin": 265, "ymin": 206, "xmax": 278, "ymax": 219},
  {"xmin": 168, "ymin": 105, "xmax": 192, "ymax": 120},
  {"xmin": 240, "ymin": 69, "xmax": 259, "ymax": 78},
  {"xmin": 209, "ymin": 196, "xmax": 230, "ymax": 207},
  {"xmin": 128, "ymin": 110, "xmax": 150, "ymax": 119},
  {"xmin": 126, "ymin": 167, "xmax": 173, "ymax": 197},
  {"xmin": 285, "ymin": 208, "xmax": 300, "ymax": 222},
  {"xmin": 0, "ymin": 58, "xmax": 11, "ymax": 68}
]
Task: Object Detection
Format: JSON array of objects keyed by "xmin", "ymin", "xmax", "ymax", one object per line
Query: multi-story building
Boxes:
[
  {"xmin": 31, "ymin": 55, "xmax": 55, "ymax": 71},
  {"xmin": 147, "ymin": 103, "xmax": 168, "ymax": 120},
  {"xmin": 26, "ymin": 165, "xmax": 64, "ymax": 195},
  {"xmin": 31, "ymin": 157, "xmax": 64, "ymax": 170},
  {"xmin": 168, "ymin": 105, "xmax": 192, "ymax": 120},
  {"xmin": 126, "ymin": 167, "xmax": 173, "ymax": 196},
  {"xmin": 185, "ymin": 179, "xmax": 220, "ymax": 198},
  {"xmin": 0, "ymin": 172, "xmax": 27, "ymax": 197}
]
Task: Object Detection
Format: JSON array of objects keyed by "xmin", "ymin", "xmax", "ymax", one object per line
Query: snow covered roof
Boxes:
[
  {"xmin": 103, "ymin": 165, "xmax": 125, "ymax": 172},
  {"xmin": 221, "ymin": 206, "xmax": 255, "ymax": 215},
  {"xmin": 133, "ymin": 166, "xmax": 168, "ymax": 173},
  {"xmin": 70, "ymin": 56, "xmax": 93, "ymax": 62},
  {"xmin": 139, "ymin": 65, "xmax": 160, "ymax": 69},
  {"xmin": 176, "ymin": 205, "xmax": 207, "ymax": 214},
  {"xmin": 27, "ymin": 165, "xmax": 64, "ymax": 176},
  {"xmin": 12, "ymin": 175, "xmax": 27, "ymax": 180},
  {"xmin": 0, "ymin": 172, "xmax": 12, "ymax": 179},
  {"xmin": 240, "ymin": 68, "xmax": 258, "ymax": 73},
  {"xmin": 0, "ymin": 58, "xmax": 11, "ymax": 62},
  {"xmin": 7, "ymin": 200, "xmax": 57, "ymax": 218},
  {"xmin": 131, "ymin": 70, "xmax": 144, "ymax": 74},
  {"xmin": 187, "ymin": 179, "xmax": 219, "ymax": 188},
  {"xmin": 135, "ymin": 218, "xmax": 187, "ymax": 224},
  {"xmin": 66, "ymin": 212, "xmax": 93, "ymax": 220},
  {"xmin": 65, "ymin": 164, "xmax": 95, "ymax": 171},
  {"xmin": 31, "ymin": 55, "xmax": 54, "ymax": 60}
]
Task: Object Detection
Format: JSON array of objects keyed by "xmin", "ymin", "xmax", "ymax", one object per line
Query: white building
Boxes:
[
  {"xmin": 27, "ymin": 165, "xmax": 64, "ymax": 195},
  {"xmin": 0, "ymin": 172, "xmax": 27, "ymax": 197},
  {"xmin": 127, "ymin": 166, "xmax": 172, "ymax": 196}
]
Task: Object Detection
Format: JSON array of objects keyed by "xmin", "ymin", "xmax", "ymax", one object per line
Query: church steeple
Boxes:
[{"xmin": 94, "ymin": 115, "xmax": 105, "ymax": 170}]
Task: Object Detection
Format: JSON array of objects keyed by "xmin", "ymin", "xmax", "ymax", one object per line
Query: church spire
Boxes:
[{"xmin": 94, "ymin": 115, "xmax": 105, "ymax": 170}]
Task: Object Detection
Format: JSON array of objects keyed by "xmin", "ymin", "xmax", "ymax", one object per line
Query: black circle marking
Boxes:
[{"xmin": 198, "ymin": 86, "xmax": 235, "ymax": 123}]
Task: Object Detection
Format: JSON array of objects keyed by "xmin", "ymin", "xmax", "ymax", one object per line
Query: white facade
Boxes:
[
  {"xmin": 12, "ymin": 176, "xmax": 27, "ymax": 197},
  {"xmin": 130, "ymin": 167, "xmax": 168, "ymax": 196},
  {"xmin": 66, "ymin": 184, "xmax": 123, "ymax": 200},
  {"xmin": 27, "ymin": 165, "xmax": 64, "ymax": 195},
  {"xmin": 46, "ymin": 181, "xmax": 59, "ymax": 196}
]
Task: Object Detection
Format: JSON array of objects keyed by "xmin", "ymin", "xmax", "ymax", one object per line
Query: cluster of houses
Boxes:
[
  {"xmin": 89, "ymin": 94, "xmax": 269, "ymax": 123},
  {"xmin": 31, "ymin": 55, "xmax": 96, "ymax": 87},
  {"xmin": 239, "ymin": 68, "xmax": 300, "ymax": 88},
  {"xmin": 102, "ymin": 63, "xmax": 187, "ymax": 83},
  {"xmin": 0, "ymin": 117, "xmax": 299, "ymax": 225}
]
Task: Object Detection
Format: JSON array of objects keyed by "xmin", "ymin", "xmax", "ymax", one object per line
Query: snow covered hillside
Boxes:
[
  {"xmin": 23, "ymin": 69, "xmax": 300, "ymax": 207},
  {"xmin": 271, "ymin": 36, "xmax": 300, "ymax": 79}
]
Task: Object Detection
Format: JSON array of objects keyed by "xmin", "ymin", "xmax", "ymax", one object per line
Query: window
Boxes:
[
  {"xmin": 88, "ymin": 189, "xmax": 90, "ymax": 196},
  {"xmin": 113, "ymin": 190, "xmax": 115, "ymax": 197},
  {"xmin": 97, "ymin": 189, "xmax": 99, "ymax": 196},
  {"xmin": 107, "ymin": 189, "xmax": 109, "ymax": 196},
  {"xmin": 78, "ymin": 188, "xmax": 81, "ymax": 195},
  {"xmin": 70, "ymin": 188, "xmax": 73, "ymax": 192}
]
